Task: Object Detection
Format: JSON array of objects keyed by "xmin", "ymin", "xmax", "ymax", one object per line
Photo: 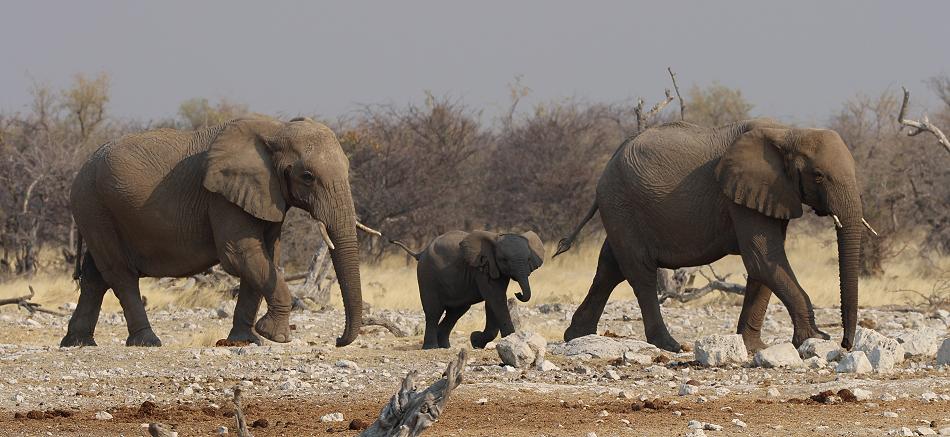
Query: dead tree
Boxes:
[
  {"xmin": 658, "ymin": 266, "xmax": 745, "ymax": 304},
  {"xmin": 285, "ymin": 242, "xmax": 336, "ymax": 307},
  {"xmin": 897, "ymin": 86, "xmax": 950, "ymax": 155},
  {"xmin": 361, "ymin": 349, "xmax": 468, "ymax": 437}
]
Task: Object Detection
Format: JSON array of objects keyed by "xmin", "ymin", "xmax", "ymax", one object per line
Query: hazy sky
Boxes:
[{"xmin": 2, "ymin": 2, "xmax": 948, "ymax": 125}]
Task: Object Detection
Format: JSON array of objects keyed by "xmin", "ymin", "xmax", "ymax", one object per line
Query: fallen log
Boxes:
[
  {"xmin": 360, "ymin": 349, "xmax": 468, "ymax": 437},
  {"xmin": 0, "ymin": 286, "xmax": 67, "ymax": 316}
]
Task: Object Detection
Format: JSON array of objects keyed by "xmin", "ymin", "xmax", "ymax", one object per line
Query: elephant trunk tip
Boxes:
[{"xmin": 336, "ymin": 327, "xmax": 360, "ymax": 347}]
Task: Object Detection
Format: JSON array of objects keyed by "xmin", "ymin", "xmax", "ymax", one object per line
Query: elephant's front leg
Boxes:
[
  {"xmin": 731, "ymin": 205, "xmax": 828, "ymax": 347},
  {"xmin": 475, "ymin": 275, "xmax": 516, "ymax": 338},
  {"xmin": 736, "ymin": 279, "xmax": 772, "ymax": 352},
  {"xmin": 470, "ymin": 304, "xmax": 500, "ymax": 349},
  {"xmin": 226, "ymin": 282, "xmax": 263, "ymax": 345},
  {"xmin": 220, "ymin": 239, "xmax": 293, "ymax": 343}
]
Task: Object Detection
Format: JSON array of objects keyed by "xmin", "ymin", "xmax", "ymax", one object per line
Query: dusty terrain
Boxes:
[{"xmin": 0, "ymin": 298, "xmax": 948, "ymax": 436}]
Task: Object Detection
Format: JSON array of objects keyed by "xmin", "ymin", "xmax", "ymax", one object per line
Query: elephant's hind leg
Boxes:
[
  {"xmin": 622, "ymin": 263, "xmax": 681, "ymax": 352},
  {"xmin": 437, "ymin": 306, "xmax": 469, "ymax": 348},
  {"xmin": 565, "ymin": 241, "xmax": 624, "ymax": 342},
  {"xmin": 110, "ymin": 275, "xmax": 161, "ymax": 347},
  {"xmin": 736, "ymin": 279, "xmax": 772, "ymax": 353},
  {"xmin": 61, "ymin": 253, "xmax": 108, "ymax": 347}
]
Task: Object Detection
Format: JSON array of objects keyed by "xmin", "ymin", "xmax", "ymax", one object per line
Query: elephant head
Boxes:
[
  {"xmin": 203, "ymin": 116, "xmax": 363, "ymax": 347},
  {"xmin": 460, "ymin": 230, "xmax": 545, "ymax": 302},
  {"xmin": 716, "ymin": 125, "xmax": 868, "ymax": 349}
]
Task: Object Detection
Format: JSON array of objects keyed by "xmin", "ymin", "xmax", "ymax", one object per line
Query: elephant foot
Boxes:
[
  {"xmin": 470, "ymin": 331, "xmax": 494, "ymax": 349},
  {"xmin": 126, "ymin": 328, "xmax": 162, "ymax": 347},
  {"xmin": 646, "ymin": 331, "xmax": 682, "ymax": 353},
  {"xmin": 422, "ymin": 342, "xmax": 441, "ymax": 350},
  {"xmin": 741, "ymin": 334, "xmax": 769, "ymax": 353},
  {"xmin": 563, "ymin": 324, "xmax": 596, "ymax": 342},
  {"xmin": 223, "ymin": 328, "xmax": 263, "ymax": 346},
  {"xmin": 60, "ymin": 333, "xmax": 97, "ymax": 347},
  {"xmin": 255, "ymin": 312, "xmax": 291, "ymax": 343},
  {"xmin": 791, "ymin": 327, "xmax": 829, "ymax": 348}
]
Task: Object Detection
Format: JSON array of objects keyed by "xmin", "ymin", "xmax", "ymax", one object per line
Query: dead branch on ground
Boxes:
[
  {"xmin": 0, "ymin": 286, "xmax": 67, "ymax": 316},
  {"xmin": 233, "ymin": 387, "xmax": 253, "ymax": 437},
  {"xmin": 361, "ymin": 349, "xmax": 468, "ymax": 437},
  {"xmin": 898, "ymin": 86, "xmax": 950, "ymax": 155},
  {"xmin": 658, "ymin": 266, "xmax": 745, "ymax": 304}
]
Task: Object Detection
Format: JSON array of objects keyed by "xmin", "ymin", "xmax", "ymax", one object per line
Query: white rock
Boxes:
[
  {"xmin": 882, "ymin": 411, "xmax": 898, "ymax": 418},
  {"xmin": 623, "ymin": 351, "xmax": 653, "ymax": 365},
  {"xmin": 891, "ymin": 427, "xmax": 913, "ymax": 436},
  {"xmin": 937, "ymin": 339, "xmax": 950, "ymax": 366},
  {"xmin": 798, "ymin": 338, "xmax": 842, "ymax": 361},
  {"xmin": 538, "ymin": 360, "xmax": 560, "ymax": 372},
  {"xmin": 868, "ymin": 346, "xmax": 896, "ymax": 371},
  {"xmin": 320, "ymin": 412, "xmax": 344, "ymax": 422},
  {"xmin": 60, "ymin": 302, "xmax": 78, "ymax": 311},
  {"xmin": 753, "ymin": 343, "xmax": 804, "ymax": 368},
  {"xmin": 694, "ymin": 334, "xmax": 747, "ymax": 367},
  {"xmin": 767, "ymin": 387, "xmax": 781, "ymax": 397},
  {"xmin": 484, "ymin": 341, "xmax": 497, "ymax": 350},
  {"xmin": 704, "ymin": 423, "xmax": 723, "ymax": 431},
  {"xmin": 852, "ymin": 387, "xmax": 872, "ymax": 401},
  {"xmin": 95, "ymin": 411, "xmax": 113, "ymax": 420},
  {"xmin": 732, "ymin": 418, "xmax": 747, "ymax": 428},
  {"xmin": 11, "ymin": 392, "xmax": 24, "ymax": 403},
  {"xmin": 853, "ymin": 328, "xmax": 904, "ymax": 365},
  {"xmin": 918, "ymin": 427, "xmax": 937, "ymax": 436},
  {"xmin": 605, "ymin": 369, "xmax": 620, "ymax": 380},
  {"xmin": 476, "ymin": 397, "xmax": 488, "ymax": 405},
  {"xmin": 216, "ymin": 426, "xmax": 229, "ymax": 434},
  {"xmin": 836, "ymin": 351, "xmax": 873, "ymax": 374},
  {"xmin": 678, "ymin": 384, "xmax": 699, "ymax": 396},
  {"xmin": 687, "ymin": 420, "xmax": 705, "ymax": 429},
  {"xmin": 563, "ymin": 335, "xmax": 652, "ymax": 360},
  {"xmin": 897, "ymin": 330, "xmax": 940, "ymax": 357},
  {"xmin": 598, "ymin": 409, "xmax": 609, "ymax": 417},
  {"xmin": 938, "ymin": 427, "xmax": 950, "ymax": 435},
  {"xmin": 803, "ymin": 356, "xmax": 827, "ymax": 369},
  {"xmin": 334, "ymin": 359, "xmax": 359, "ymax": 370},
  {"xmin": 497, "ymin": 331, "xmax": 547, "ymax": 369}
]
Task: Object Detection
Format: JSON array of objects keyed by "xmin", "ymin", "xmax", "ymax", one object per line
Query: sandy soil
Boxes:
[{"xmin": 0, "ymin": 300, "xmax": 948, "ymax": 436}]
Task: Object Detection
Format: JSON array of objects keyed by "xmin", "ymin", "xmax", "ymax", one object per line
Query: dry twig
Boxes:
[
  {"xmin": 668, "ymin": 67, "xmax": 685, "ymax": 121},
  {"xmin": 0, "ymin": 286, "xmax": 66, "ymax": 316},
  {"xmin": 233, "ymin": 387, "xmax": 253, "ymax": 437},
  {"xmin": 658, "ymin": 266, "xmax": 745, "ymax": 304},
  {"xmin": 898, "ymin": 86, "xmax": 950, "ymax": 155},
  {"xmin": 361, "ymin": 349, "xmax": 468, "ymax": 437}
]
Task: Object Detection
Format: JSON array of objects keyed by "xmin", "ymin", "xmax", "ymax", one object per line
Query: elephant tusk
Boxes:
[
  {"xmin": 862, "ymin": 218, "xmax": 879, "ymax": 236},
  {"xmin": 317, "ymin": 221, "xmax": 335, "ymax": 250},
  {"xmin": 831, "ymin": 214, "xmax": 843, "ymax": 229},
  {"xmin": 356, "ymin": 221, "xmax": 382, "ymax": 237}
]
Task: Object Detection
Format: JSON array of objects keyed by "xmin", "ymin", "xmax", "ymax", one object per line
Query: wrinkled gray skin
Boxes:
[
  {"xmin": 558, "ymin": 119, "xmax": 865, "ymax": 353},
  {"xmin": 391, "ymin": 230, "xmax": 545, "ymax": 349},
  {"xmin": 61, "ymin": 116, "xmax": 366, "ymax": 348}
]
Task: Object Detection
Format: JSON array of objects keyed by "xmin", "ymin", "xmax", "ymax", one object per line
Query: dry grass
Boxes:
[{"xmin": 2, "ymin": 225, "xmax": 946, "ymax": 320}]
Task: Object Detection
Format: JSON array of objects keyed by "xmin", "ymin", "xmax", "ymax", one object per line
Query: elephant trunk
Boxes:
[
  {"xmin": 830, "ymin": 189, "xmax": 863, "ymax": 350},
  {"xmin": 315, "ymin": 181, "xmax": 363, "ymax": 347},
  {"xmin": 514, "ymin": 276, "xmax": 532, "ymax": 302}
]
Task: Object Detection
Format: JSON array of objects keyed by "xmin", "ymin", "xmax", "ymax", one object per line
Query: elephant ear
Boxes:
[
  {"xmin": 459, "ymin": 231, "xmax": 500, "ymax": 279},
  {"xmin": 715, "ymin": 128, "xmax": 803, "ymax": 220},
  {"xmin": 203, "ymin": 119, "xmax": 287, "ymax": 222},
  {"xmin": 522, "ymin": 231, "xmax": 545, "ymax": 271}
]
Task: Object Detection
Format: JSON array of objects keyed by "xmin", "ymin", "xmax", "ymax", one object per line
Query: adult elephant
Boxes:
[
  {"xmin": 556, "ymin": 119, "xmax": 871, "ymax": 352},
  {"xmin": 62, "ymin": 116, "xmax": 374, "ymax": 348}
]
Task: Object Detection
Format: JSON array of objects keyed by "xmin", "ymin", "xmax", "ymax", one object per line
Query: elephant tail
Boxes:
[
  {"xmin": 388, "ymin": 239, "xmax": 422, "ymax": 261},
  {"xmin": 72, "ymin": 232, "xmax": 84, "ymax": 281},
  {"xmin": 553, "ymin": 201, "xmax": 599, "ymax": 258}
]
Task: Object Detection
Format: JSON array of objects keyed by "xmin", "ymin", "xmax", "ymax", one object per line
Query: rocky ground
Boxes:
[{"xmin": 0, "ymin": 300, "xmax": 948, "ymax": 436}]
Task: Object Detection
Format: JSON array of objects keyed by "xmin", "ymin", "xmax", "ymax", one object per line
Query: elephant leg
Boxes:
[
  {"xmin": 476, "ymin": 275, "xmax": 516, "ymax": 338},
  {"xmin": 109, "ymin": 274, "xmax": 161, "ymax": 347},
  {"xmin": 622, "ymin": 263, "xmax": 681, "ymax": 352},
  {"xmin": 471, "ymin": 304, "xmax": 500, "ymax": 349},
  {"xmin": 736, "ymin": 278, "xmax": 772, "ymax": 353},
  {"xmin": 565, "ymin": 241, "xmax": 624, "ymax": 341},
  {"xmin": 61, "ymin": 253, "xmax": 109, "ymax": 347},
  {"xmin": 226, "ymin": 282, "xmax": 263, "ymax": 345},
  {"xmin": 730, "ymin": 205, "xmax": 826, "ymax": 347},
  {"xmin": 422, "ymin": 309, "xmax": 443, "ymax": 350},
  {"xmin": 437, "ymin": 306, "xmax": 469, "ymax": 348}
]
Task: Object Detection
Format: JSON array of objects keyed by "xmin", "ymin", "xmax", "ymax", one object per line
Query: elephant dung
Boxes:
[
  {"xmin": 896, "ymin": 329, "xmax": 941, "ymax": 358},
  {"xmin": 797, "ymin": 338, "xmax": 843, "ymax": 362},
  {"xmin": 835, "ymin": 351, "xmax": 873, "ymax": 374},
  {"xmin": 693, "ymin": 334, "xmax": 747, "ymax": 367},
  {"xmin": 497, "ymin": 331, "xmax": 546, "ymax": 369},
  {"xmin": 938, "ymin": 339, "xmax": 950, "ymax": 366},
  {"xmin": 852, "ymin": 328, "xmax": 904, "ymax": 367},
  {"xmin": 752, "ymin": 343, "xmax": 804, "ymax": 368}
]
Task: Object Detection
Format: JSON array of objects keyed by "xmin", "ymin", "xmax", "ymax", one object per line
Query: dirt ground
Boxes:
[{"xmin": 0, "ymin": 299, "xmax": 948, "ymax": 436}]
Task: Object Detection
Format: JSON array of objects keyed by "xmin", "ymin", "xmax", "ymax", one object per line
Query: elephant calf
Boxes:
[{"xmin": 390, "ymin": 230, "xmax": 545, "ymax": 349}]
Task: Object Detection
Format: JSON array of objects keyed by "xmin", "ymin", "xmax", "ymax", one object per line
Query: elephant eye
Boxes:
[
  {"xmin": 814, "ymin": 171, "xmax": 824, "ymax": 184},
  {"xmin": 301, "ymin": 171, "xmax": 316, "ymax": 184}
]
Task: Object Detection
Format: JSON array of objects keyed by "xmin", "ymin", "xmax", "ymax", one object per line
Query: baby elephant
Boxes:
[{"xmin": 390, "ymin": 230, "xmax": 545, "ymax": 349}]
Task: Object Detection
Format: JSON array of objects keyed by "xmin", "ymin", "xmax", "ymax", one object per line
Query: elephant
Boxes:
[
  {"xmin": 555, "ymin": 118, "xmax": 872, "ymax": 353},
  {"xmin": 389, "ymin": 230, "xmax": 545, "ymax": 349},
  {"xmin": 61, "ymin": 115, "xmax": 376, "ymax": 348}
]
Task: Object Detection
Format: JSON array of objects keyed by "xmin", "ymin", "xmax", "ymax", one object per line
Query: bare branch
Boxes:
[
  {"xmin": 233, "ymin": 387, "xmax": 253, "ymax": 437},
  {"xmin": 0, "ymin": 286, "xmax": 66, "ymax": 316},
  {"xmin": 898, "ymin": 86, "xmax": 950, "ymax": 155},
  {"xmin": 361, "ymin": 349, "xmax": 468, "ymax": 437},
  {"xmin": 668, "ymin": 67, "xmax": 686, "ymax": 121},
  {"xmin": 658, "ymin": 266, "xmax": 745, "ymax": 304}
]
